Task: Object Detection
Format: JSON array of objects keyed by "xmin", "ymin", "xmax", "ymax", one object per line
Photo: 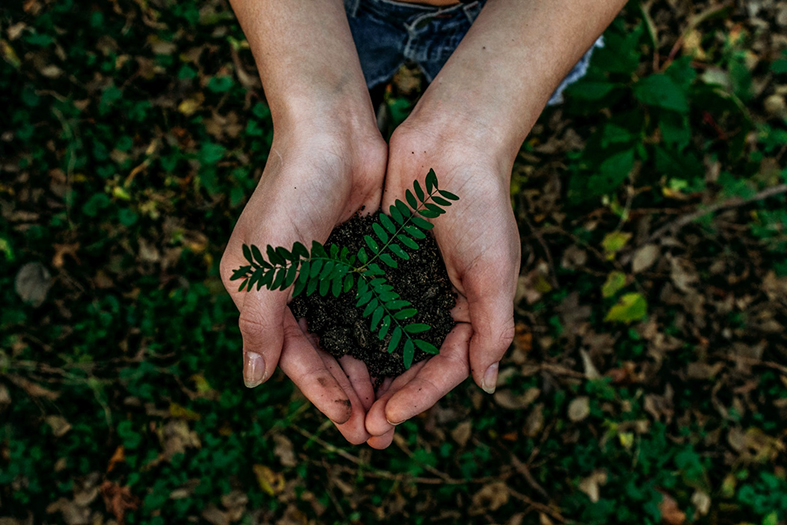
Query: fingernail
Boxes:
[
  {"xmin": 481, "ymin": 362, "xmax": 499, "ymax": 394},
  {"xmin": 243, "ymin": 351, "xmax": 265, "ymax": 388},
  {"xmin": 386, "ymin": 417, "xmax": 401, "ymax": 427}
]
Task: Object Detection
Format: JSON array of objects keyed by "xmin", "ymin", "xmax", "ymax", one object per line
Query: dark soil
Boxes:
[{"xmin": 289, "ymin": 213, "xmax": 456, "ymax": 378}]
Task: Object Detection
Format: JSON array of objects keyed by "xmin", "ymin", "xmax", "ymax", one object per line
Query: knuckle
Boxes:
[{"xmin": 238, "ymin": 313, "xmax": 270, "ymax": 338}]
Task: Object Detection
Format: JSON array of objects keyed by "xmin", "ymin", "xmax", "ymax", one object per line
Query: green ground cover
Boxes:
[{"xmin": 1, "ymin": 0, "xmax": 786, "ymax": 523}]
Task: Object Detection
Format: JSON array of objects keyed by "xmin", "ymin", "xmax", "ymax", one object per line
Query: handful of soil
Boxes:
[{"xmin": 289, "ymin": 212, "xmax": 456, "ymax": 378}]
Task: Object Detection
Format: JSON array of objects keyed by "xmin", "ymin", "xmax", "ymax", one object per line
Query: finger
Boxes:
[
  {"xmin": 366, "ymin": 323, "xmax": 472, "ymax": 435},
  {"xmin": 278, "ymin": 312, "xmax": 354, "ymax": 425},
  {"xmin": 339, "ymin": 355, "xmax": 375, "ymax": 412},
  {"xmin": 375, "ymin": 376, "xmax": 394, "ymax": 399},
  {"xmin": 318, "ymin": 351, "xmax": 371, "ymax": 445},
  {"xmin": 465, "ymin": 280, "xmax": 516, "ymax": 394},
  {"xmin": 365, "ymin": 359, "xmax": 429, "ymax": 436},
  {"xmin": 384, "ymin": 323, "xmax": 472, "ymax": 425},
  {"xmin": 367, "ymin": 429, "xmax": 395, "ymax": 450},
  {"xmin": 450, "ymin": 294, "xmax": 470, "ymax": 323},
  {"xmin": 238, "ymin": 288, "xmax": 289, "ymax": 388}
]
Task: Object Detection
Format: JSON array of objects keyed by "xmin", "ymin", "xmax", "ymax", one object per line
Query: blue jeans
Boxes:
[{"xmin": 344, "ymin": 0, "xmax": 602, "ymax": 106}]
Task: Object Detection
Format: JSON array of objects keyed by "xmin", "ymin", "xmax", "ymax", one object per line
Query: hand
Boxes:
[
  {"xmin": 220, "ymin": 122, "xmax": 387, "ymax": 445},
  {"xmin": 365, "ymin": 118, "xmax": 520, "ymax": 449}
]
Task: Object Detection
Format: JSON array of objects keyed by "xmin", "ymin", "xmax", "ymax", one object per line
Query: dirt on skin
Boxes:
[{"xmin": 289, "ymin": 212, "xmax": 456, "ymax": 378}]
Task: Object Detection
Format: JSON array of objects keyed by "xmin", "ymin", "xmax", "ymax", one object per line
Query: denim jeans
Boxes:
[{"xmin": 344, "ymin": 0, "xmax": 602, "ymax": 106}]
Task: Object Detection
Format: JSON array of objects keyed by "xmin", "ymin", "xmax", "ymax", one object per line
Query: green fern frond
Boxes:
[{"xmin": 230, "ymin": 170, "xmax": 458, "ymax": 369}]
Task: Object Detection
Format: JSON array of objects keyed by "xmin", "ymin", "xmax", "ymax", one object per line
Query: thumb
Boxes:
[
  {"xmin": 466, "ymin": 280, "xmax": 516, "ymax": 394},
  {"xmin": 238, "ymin": 287, "xmax": 289, "ymax": 388}
]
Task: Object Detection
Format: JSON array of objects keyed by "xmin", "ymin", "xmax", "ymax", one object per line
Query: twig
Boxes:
[
  {"xmin": 507, "ymin": 488, "xmax": 566, "ymax": 523},
  {"xmin": 644, "ymin": 184, "xmax": 787, "ymax": 244},
  {"xmin": 522, "ymin": 212, "xmax": 559, "ymax": 289},
  {"xmin": 510, "ymin": 453, "xmax": 549, "ymax": 499}
]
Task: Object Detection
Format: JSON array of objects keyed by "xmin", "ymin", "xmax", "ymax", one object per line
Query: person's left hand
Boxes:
[{"xmin": 364, "ymin": 115, "xmax": 521, "ymax": 449}]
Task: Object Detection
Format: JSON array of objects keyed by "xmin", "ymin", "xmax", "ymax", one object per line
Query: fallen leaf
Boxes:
[
  {"xmin": 451, "ymin": 420, "xmax": 473, "ymax": 447},
  {"xmin": 99, "ymin": 480, "xmax": 140, "ymax": 525},
  {"xmin": 658, "ymin": 491, "xmax": 686, "ymax": 525},
  {"xmin": 602, "ymin": 271, "xmax": 627, "ymax": 298},
  {"xmin": 471, "ymin": 481, "xmax": 509, "ymax": 514},
  {"xmin": 273, "ymin": 434, "xmax": 297, "ymax": 467},
  {"xmin": 15, "ymin": 262, "xmax": 52, "ymax": 306},
  {"xmin": 253, "ymin": 464, "xmax": 284, "ymax": 496},
  {"xmin": 632, "ymin": 244, "xmax": 660, "ymax": 273},
  {"xmin": 45, "ymin": 415, "xmax": 71, "ymax": 437},
  {"xmin": 578, "ymin": 470, "xmax": 608, "ymax": 503},
  {"xmin": 605, "ymin": 293, "xmax": 648, "ymax": 323},
  {"xmin": 52, "ymin": 243, "xmax": 80, "ymax": 268},
  {"xmin": 601, "ymin": 231, "xmax": 631, "ymax": 260},
  {"xmin": 568, "ymin": 397, "xmax": 590, "ymax": 422},
  {"xmin": 691, "ymin": 490, "xmax": 711, "ymax": 516}
]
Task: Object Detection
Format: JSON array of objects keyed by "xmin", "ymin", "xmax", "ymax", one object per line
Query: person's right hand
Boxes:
[{"xmin": 220, "ymin": 120, "xmax": 387, "ymax": 445}]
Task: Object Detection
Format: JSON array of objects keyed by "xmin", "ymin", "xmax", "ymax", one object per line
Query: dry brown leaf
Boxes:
[
  {"xmin": 253, "ymin": 464, "xmax": 284, "ymax": 496},
  {"xmin": 578, "ymin": 470, "xmax": 608, "ymax": 503},
  {"xmin": 99, "ymin": 481, "xmax": 140, "ymax": 525},
  {"xmin": 451, "ymin": 420, "xmax": 473, "ymax": 447},
  {"xmin": 471, "ymin": 481, "xmax": 509, "ymax": 514},
  {"xmin": 568, "ymin": 396, "xmax": 590, "ymax": 422},
  {"xmin": 45, "ymin": 415, "xmax": 71, "ymax": 437},
  {"xmin": 273, "ymin": 434, "xmax": 297, "ymax": 467},
  {"xmin": 15, "ymin": 262, "xmax": 52, "ymax": 307},
  {"xmin": 658, "ymin": 491, "xmax": 686, "ymax": 525}
]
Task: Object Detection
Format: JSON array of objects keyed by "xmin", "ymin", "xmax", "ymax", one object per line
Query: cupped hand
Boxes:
[
  {"xmin": 365, "ymin": 119, "xmax": 521, "ymax": 449},
  {"xmin": 220, "ymin": 124, "xmax": 387, "ymax": 445}
]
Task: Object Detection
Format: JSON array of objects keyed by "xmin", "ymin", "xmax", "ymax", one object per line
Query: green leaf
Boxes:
[
  {"xmin": 260, "ymin": 269, "xmax": 274, "ymax": 288},
  {"xmin": 238, "ymin": 280, "xmax": 248, "ymax": 292},
  {"xmin": 371, "ymin": 306, "xmax": 384, "ymax": 331},
  {"xmin": 425, "ymin": 203, "xmax": 444, "ymax": 215},
  {"xmin": 633, "ymin": 74, "xmax": 689, "ymax": 112},
  {"xmin": 605, "ymin": 293, "xmax": 648, "ymax": 323},
  {"xmin": 276, "ymin": 246, "xmax": 292, "ymax": 262},
  {"xmin": 426, "ymin": 169, "xmax": 438, "ymax": 192},
  {"xmin": 390, "ymin": 205, "xmax": 404, "ymax": 225},
  {"xmin": 230, "ymin": 266, "xmax": 251, "ymax": 281},
  {"xmin": 378, "ymin": 316, "xmax": 391, "ymax": 339},
  {"xmin": 284, "ymin": 264, "xmax": 298, "ymax": 288},
  {"xmin": 386, "ymin": 300, "xmax": 410, "ymax": 310},
  {"xmin": 601, "ymin": 231, "xmax": 632, "ymax": 260},
  {"xmin": 356, "ymin": 290, "xmax": 373, "ymax": 307},
  {"xmin": 251, "ymin": 245, "xmax": 265, "ymax": 266},
  {"xmin": 394, "ymin": 308, "xmax": 417, "ymax": 320},
  {"xmin": 602, "ymin": 270, "xmax": 627, "ymax": 298},
  {"xmin": 397, "ymin": 234, "xmax": 419, "ymax": 250},
  {"xmin": 319, "ymin": 260, "xmax": 335, "ymax": 279},
  {"xmin": 358, "ymin": 247, "xmax": 368, "ymax": 264},
  {"xmin": 432, "ymin": 196, "xmax": 451, "ymax": 206},
  {"xmin": 395, "ymin": 200, "xmax": 412, "ymax": 217},
  {"xmin": 267, "ymin": 245, "xmax": 284, "ymax": 266},
  {"xmin": 242, "ymin": 244, "xmax": 253, "ymax": 265},
  {"xmin": 331, "ymin": 276, "xmax": 342, "ymax": 297},
  {"xmin": 406, "ymin": 189, "xmax": 418, "ymax": 209},
  {"xmin": 366, "ymin": 263, "xmax": 385, "ymax": 276},
  {"xmin": 248, "ymin": 271, "xmax": 260, "ymax": 290},
  {"xmin": 343, "ymin": 274, "xmax": 353, "ymax": 293},
  {"xmin": 310, "ymin": 260, "xmax": 323, "ymax": 278},
  {"xmin": 414, "ymin": 340, "xmax": 439, "ymax": 354},
  {"xmin": 292, "ymin": 276, "xmax": 307, "ymax": 297},
  {"xmin": 372, "ymin": 222, "xmax": 389, "ymax": 244},
  {"xmin": 364, "ymin": 235, "xmax": 379, "ymax": 254},
  {"xmin": 410, "ymin": 216, "xmax": 434, "ymax": 230},
  {"xmin": 404, "ymin": 226, "xmax": 426, "ymax": 239},
  {"xmin": 403, "ymin": 339, "xmax": 415, "ymax": 369},
  {"xmin": 357, "ymin": 278, "xmax": 368, "ymax": 295},
  {"xmin": 438, "ymin": 189, "xmax": 459, "ymax": 201},
  {"xmin": 414, "ymin": 180, "xmax": 425, "ymax": 202},
  {"xmin": 329, "ymin": 244, "xmax": 339, "ymax": 258},
  {"xmin": 318, "ymin": 278, "xmax": 330, "ymax": 296},
  {"xmin": 404, "ymin": 323, "xmax": 430, "ymax": 334},
  {"xmin": 363, "ymin": 298, "xmax": 378, "ymax": 317},
  {"xmin": 306, "ymin": 276, "xmax": 319, "ymax": 296},
  {"xmin": 418, "ymin": 209, "xmax": 440, "ymax": 219},
  {"xmin": 389, "ymin": 244, "xmax": 409, "ymax": 260},
  {"xmin": 379, "ymin": 253, "xmax": 398, "ymax": 268},
  {"xmin": 272, "ymin": 267, "xmax": 286, "ymax": 289},
  {"xmin": 298, "ymin": 261, "xmax": 311, "ymax": 283},
  {"xmin": 388, "ymin": 327, "xmax": 402, "ymax": 353},
  {"xmin": 379, "ymin": 214, "xmax": 396, "ymax": 233},
  {"xmin": 292, "ymin": 241, "xmax": 309, "ymax": 259},
  {"xmin": 311, "ymin": 241, "xmax": 327, "ymax": 258}
]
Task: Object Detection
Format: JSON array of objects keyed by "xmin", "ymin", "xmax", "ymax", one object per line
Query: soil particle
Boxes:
[{"xmin": 290, "ymin": 213, "xmax": 456, "ymax": 378}]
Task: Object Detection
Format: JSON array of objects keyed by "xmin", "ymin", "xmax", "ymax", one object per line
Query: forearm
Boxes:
[
  {"xmin": 409, "ymin": 0, "xmax": 626, "ymax": 162},
  {"xmin": 229, "ymin": 0, "xmax": 375, "ymax": 131}
]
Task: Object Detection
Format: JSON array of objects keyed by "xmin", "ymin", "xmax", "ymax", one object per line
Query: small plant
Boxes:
[{"xmin": 230, "ymin": 169, "xmax": 458, "ymax": 369}]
